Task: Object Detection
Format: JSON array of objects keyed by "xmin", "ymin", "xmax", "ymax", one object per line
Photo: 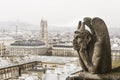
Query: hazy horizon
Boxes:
[{"xmin": 0, "ymin": 0, "xmax": 120, "ymax": 28}]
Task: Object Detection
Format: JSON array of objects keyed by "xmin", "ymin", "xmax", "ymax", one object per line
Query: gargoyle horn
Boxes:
[
  {"xmin": 79, "ymin": 22, "xmax": 85, "ymax": 32},
  {"xmin": 77, "ymin": 21, "xmax": 82, "ymax": 29}
]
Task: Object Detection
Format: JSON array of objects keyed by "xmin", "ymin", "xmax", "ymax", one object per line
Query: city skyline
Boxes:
[{"xmin": 0, "ymin": 0, "xmax": 119, "ymax": 28}]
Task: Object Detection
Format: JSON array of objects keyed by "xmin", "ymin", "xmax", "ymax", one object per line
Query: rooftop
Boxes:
[
  {"xmin": 0, "ymin": 56, "xmax": 78, "ymax": 69},
  {"xmin": 53, "ymin": 42, "xmax": 73, "ymax": 48},
  {"xmin": 11, "ymin": 39, "xmax": 45, "ymax": 46}
]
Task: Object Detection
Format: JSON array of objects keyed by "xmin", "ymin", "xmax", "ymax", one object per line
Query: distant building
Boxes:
[
  {"xmin": 111, "ymin": 37, "xmax": 120, "ymax": 48},
  {"xmin": 0, "ymin": 43, "xmax": 6, "ymax": 56},
  {"xmin": 0, "ymin": 35, "xmax": 15, "ymax": 46},
  {"xmin": 112, "ymin": 46, "xmax": 120, "ymax": 62},
  {"xmin": 0, "ymin": 56, "xmax": 79, "ymax": 80},
  {"xmin": 9, "ymin": 40, "xmax": 48, "ymax": 56},
  {"xmin": 40, "ymin": 19, "xmax": 48, "ymax": 46},
  {"xmin": 52, "ymin": 42, "xmax": 77, "ymax": 57}
]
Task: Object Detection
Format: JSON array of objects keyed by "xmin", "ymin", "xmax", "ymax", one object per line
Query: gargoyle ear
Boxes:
[
  {"xmin": 85, "ymin": 34, "xmax": 92, "ymax": 44},
  {"xmin": 77, "ymin": 21, "xmax": 82, "ymax": 29}
]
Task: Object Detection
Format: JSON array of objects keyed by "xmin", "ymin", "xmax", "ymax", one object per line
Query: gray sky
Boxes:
[{"xmin": 0, "ymin": 0, "xmax": 120, "ymax": 28}]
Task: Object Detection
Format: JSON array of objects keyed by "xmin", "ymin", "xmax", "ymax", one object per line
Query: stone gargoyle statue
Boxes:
[{"xmin": 73, "ymin": 17, "xmax": 112, "ymax": 74}]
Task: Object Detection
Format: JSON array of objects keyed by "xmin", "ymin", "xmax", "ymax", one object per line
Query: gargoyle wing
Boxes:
[
  {"xmin": 91, "ymin": 17, "xmax": 112, "ymax": 73},
  {"xmin": 91, "ymin": 17, "xmax": 109, "ymax": 38}
]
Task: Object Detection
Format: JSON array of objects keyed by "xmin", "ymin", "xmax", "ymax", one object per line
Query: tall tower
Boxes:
[{"xmin": 40, "ymin": 19, "xmax": 48, "ymax": 46}]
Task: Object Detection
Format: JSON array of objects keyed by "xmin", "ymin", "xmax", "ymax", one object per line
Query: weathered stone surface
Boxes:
[
  {"xmin": 73, "ymin": 17, "xmax": 112, "ymax": 74},
  {"xmin": 66, "ymin": 72, "xmax": 120, "ymax": 80}
]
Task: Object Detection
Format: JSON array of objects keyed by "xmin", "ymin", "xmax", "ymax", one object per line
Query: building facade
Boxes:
[
  {"xmin": 52, "ymin": 42, "xmax": 77, "ymax": 57},
  {"xmin": 111, "ymin": 47, "xmax": 120, "ymax": 62},
  {"xmin": 0, "ymin": 43, "xmax": 6, "ymax": 56},
  {"xmin": 9, "ymin": 40, "xmax": 48, "ymax": 56}
]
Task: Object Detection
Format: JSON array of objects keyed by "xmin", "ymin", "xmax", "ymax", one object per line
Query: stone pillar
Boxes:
[
  {"xmin": 0, "ymin": 70, "xmax": 3, "ymax": 80},
  {"xmin": 11, "ymin": 68, "xmax": 14, "ymax": 77},
  {"xmin": 14, "ymin": 67, "xmax": 18, "ymax": 77},
  {"xmin": 40, "ymin": 19, "xmax": 48, "ymax": 46},
  {"xmin": 3, "ymin": 70, "xmax": 5, "ymax": 80},
  {"xmin": 18, "ymin": 66, "xmax": 21, "ymax": 77},
  {"xmin": 8, "ymin": 68, "xmax": 12, "ymax": 78},
  {"xmin": 5, "ymin": 69, "xmax": 8, "ymax": 79}
]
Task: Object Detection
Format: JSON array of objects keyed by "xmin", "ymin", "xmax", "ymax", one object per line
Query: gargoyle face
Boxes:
[{"xmin": 73, "ymin": 30, "xmax": 92, "ymax": 51}]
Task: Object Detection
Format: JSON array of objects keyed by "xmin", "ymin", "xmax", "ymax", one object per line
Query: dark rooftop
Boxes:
[
  {"xmin": 11, "ymin": 39, "xmax": 45, "ymax": 46},
  {"xmin": 53, "ymin": 42, "xmax": 73, "ymax": 48}
]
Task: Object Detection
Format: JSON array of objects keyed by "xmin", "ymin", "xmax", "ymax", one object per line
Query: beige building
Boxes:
[
  {"xmin": 9, "ymin": 40, "xmax": 48, "ymax": 56},
  {"xmin": 52, "ymin": 42, "xmax": 77, "ymax": 57},
  {"xmin": 112, "ymin": 47, "xmax": 120, "ymax": 62},
  {"xmin": 0, "ymin": 43, "xmax": 6, "ymax": 56},
  {"xmin": 0, "ymin": 36, "xmax": 15, "ymax": 46}
]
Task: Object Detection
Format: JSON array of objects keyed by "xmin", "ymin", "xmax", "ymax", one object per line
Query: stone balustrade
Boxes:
[{"xmin": 0, "ymin": 61, "xmax": 37, "ymax": 80}]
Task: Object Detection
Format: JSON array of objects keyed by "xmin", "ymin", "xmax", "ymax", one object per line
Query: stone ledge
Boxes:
[{"xmin": 66, "ymin": 72, "xmax": 120, "ymax": 80}]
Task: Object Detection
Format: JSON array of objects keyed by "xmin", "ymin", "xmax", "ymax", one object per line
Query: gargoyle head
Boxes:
[{"xmin": 73, "ymin": 21, "xmax": 92, "ymax": 51}]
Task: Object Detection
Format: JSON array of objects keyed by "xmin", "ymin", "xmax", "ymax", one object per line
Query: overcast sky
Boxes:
[{"xmin": 0, "ymin": 0, "xmax": 120, "ymax": 28}]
